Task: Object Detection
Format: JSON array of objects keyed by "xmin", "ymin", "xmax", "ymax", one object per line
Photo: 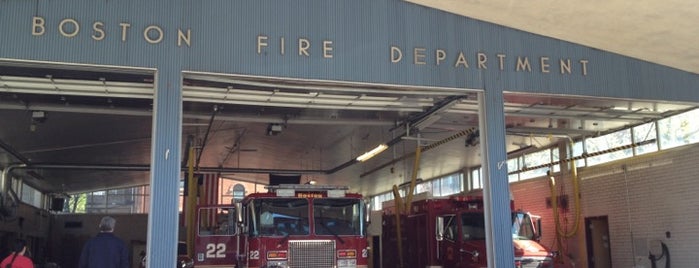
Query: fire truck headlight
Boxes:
[
  {"xmin": 337, "ymin": 258, "xmax": 357, "ymax": 268},
  {"xmin": 266, "ymin": 260, "xmax": 288, "ymax": 268},
  {"xmin": 541, "ymin": 257, "xmax": 554, "ymax": 268}
]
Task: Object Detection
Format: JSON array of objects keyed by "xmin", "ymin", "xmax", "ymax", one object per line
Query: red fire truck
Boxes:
[
  {"xmin": 382, "ymin": 193, "xmax": 555, "ymax": 268},
  {"xmin": 193, "ymin": 184, "xmax": 370, "ymax": 268}
]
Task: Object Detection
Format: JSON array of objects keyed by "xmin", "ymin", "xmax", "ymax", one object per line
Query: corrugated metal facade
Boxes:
[
  {"xmin": 0, "ymin": 0, "xmax": 697, "ymax": 101},
  {"xmin": 1, "ymin": 0, "xmax": 697, "ymax": 267}
]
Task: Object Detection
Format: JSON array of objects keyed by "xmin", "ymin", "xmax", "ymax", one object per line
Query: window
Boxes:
[
  {"xmin": 571, "ymin": 141, "xmax": 586, "ymax": 168},
  {"xmin": 511, "ymin": 212, "xmax": 535, "ymax": 240},
  {"xmin": 551, "ymin": 148, "xmax": 561, "ymax": 173},
  {"xmin": 369, "ymin": 173, "xmax": 463, "ymax": 210},
  {"xmin": 434, "ymin": 173, "xmax": 462, "ymax": 197},
  {"xmin": 470, "ymin": 168, "xmax": 482, "ymax": 190},
  {"xmin": 314, "ymin": 198, "xmax": 363, "ymax": 236},
  {"xmin": 198, "ymin": 207, "xmax": 237, "ymax": 236},
  {"xmin": 507, "ymin": 158, "xmax": 520, "ymax": 182},
  {"xmin": 220, "ymin": 178, "xmax": 267, "ymax": 205},
  {"xmin": 415, "ymin": 181, "xmax": 432, "ymax": 194},
  {"xmin": 443, "ymin": 215, "xmax": 457, "ymax": 241},
  {"xmin": 70, "ymin": 185, "xmax": 150, "ymax": 214},
  {"xmin": 370, "ymin": 109, "xmax": 699, "ymax": 211},
  {"xmin": 249, "ymin": 198, "xmax": 310, "ymax": 237},
  {"xmin": 658, "ymin": 108, "xmax": 699, "ymax": 149},
  {"xmin": 520, "ymin": 149, "xmax": 552, "ymax": 180},
  {"xmin": 371, "ymin": 192, "xmax": 394, "ymax": 211},
  {"xmin": 586, "ymin": 129, "xmax": 633, "ymax": 166},
  {"xmin": 461, "ymin": 212, "xmax": 486, "ymax": 240},
  {"xmin": 633, "ymin": 122, "xmax": 658, "ymax": 155},
  {"xmin": 20, "ymin": 183, "xmax": 42, "ymax": 208}
]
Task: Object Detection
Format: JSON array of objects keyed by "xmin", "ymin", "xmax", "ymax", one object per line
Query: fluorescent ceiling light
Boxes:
[
  {"xmin": 0, "ymin": 75, "xmax": 154, "ymax": 99},
  {"xmin": 356, "ymin": 144, "xmax": 388, "ymax": 162}
]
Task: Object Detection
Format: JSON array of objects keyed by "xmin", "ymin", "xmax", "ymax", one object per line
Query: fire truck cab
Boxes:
[
  {"xmin": 194, "ymin": 184, "xmax": 370, "ymax": 268},
  {"xmin": 382, "ymin": 193, "xmax": 554, "ymax": 268}
]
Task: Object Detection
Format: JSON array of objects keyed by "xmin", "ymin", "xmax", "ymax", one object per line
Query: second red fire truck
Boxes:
[
  {"xmin": 382, "ymin": 192, "xmax": 555, "ymax": 268},
  {"xmin": 193, "ymin": 184, "xmax": 370, "ymax": 268}
]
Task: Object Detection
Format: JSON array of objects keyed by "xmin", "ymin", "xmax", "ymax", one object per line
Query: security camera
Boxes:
[
  {"xmin": 266, "ymin": 123, "xmax": 283, "ymax": 136},
  {"xmin": 32, "ymin": 110, "xmax": 47, "ymax": 123}
]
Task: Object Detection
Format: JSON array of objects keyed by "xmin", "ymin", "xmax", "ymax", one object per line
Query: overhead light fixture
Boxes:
[
  {"xmin": 356, "ymin": 144, "xmax": 388, "ymax": 162},
  {"xmin": 0, "ymin": 75, "xmax": 154, "ymax": 99}
]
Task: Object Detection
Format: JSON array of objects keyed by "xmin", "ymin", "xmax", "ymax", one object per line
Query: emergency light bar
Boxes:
[{"xmin": 266, "ymin": 184, "xmax": 349, "ymax": 197}]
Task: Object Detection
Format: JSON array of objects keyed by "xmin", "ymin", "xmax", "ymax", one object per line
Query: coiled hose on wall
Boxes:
[
  {"xmin": 649, "ymin": 242, "xmax": 670, "ymax": 268},
  {"xmin": 548, "ymin": 141, "xmax": 583, "ymax": 264}
]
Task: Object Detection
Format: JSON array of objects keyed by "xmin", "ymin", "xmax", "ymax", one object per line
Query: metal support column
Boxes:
[
  {"xmin": 146, "ymin": 66, "xmax": 182, "ymax": 268},
  {"xmin": 478, "ymin": 90, "xmax": 515, "ymax": 268}
]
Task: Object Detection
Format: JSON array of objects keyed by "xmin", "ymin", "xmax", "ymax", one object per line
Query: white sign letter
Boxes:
[
  {"xmin": 119, "ymin": 23, "xmax": 131, "ymax": 42},
  {"xmin": 92, "ymin": 22, "xmax": 105, "ymax": 41},
  {"xmin": 477, "ymin": 53, "xmax": 487, "ymax": 69},
  {"xmin": 390, "ymin": 46, "xmax": 403, "ymax": 63},
  {"xmin": 413, "ymin": 48, "xmax": 426, "ymax": 65},
  {"xmin": 560, "ymin": 59, "xmax": 572, "ymax": 74},
  {"xmin": 32, "ymin": 16, "xmax": 45, "ymax": 36},
  {"xmin": 497, "ymin": 54, "xmax": 506, "ymax": 70},
  {"xmin": 516, "ymin": 57, "xmax": 531, "ymax": 72},
  {"xmin": 59, "ymin": 18, "xmax": 80, "ymax": 38},
  {"xmin": 322, "ymin": 40, "xmax": 333, "ymax": 58},
  {"xmin": 298, "ymin": 38, "xmax": 310, "ymax": 56},
  {"xmin": 436, "ymin": 50, "xmax": 446, "ymax": 66},
  {"xmin": 454, "ymin": 52, "xmax": 469, "ymax": 68},
  {"xmin": 540, "ymin": 57, "xmax": 550, "ymax": 73},
  {"xmin": 257, "ymin": 35, "xmax": 268, "ymax": 54},
  {"xmin": 580, "ymin": 60, "xmax": 589, "ymax": 76},
  {"xmin": 143, "ymin": 25, "xmax": 164, "ymax": 44},
  {"xmin": 178, "ymin": 29, "xmax": 191, "ymax": 47}
]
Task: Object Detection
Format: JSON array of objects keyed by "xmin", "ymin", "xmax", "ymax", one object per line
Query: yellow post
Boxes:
[
  {"xmin": 390, "ymin": 141, "xmax": 423, "ymax": 268},
  {"xmin": 403, "ymin": 145, "xmax": 422, "ymax": 214},
  {"xmin": 185, "ymin": 147, "xmax": 198, "ymax": 259},
  {"xmin": 392, "ymin": 185, "xmax": 404, "ymax": 268}
]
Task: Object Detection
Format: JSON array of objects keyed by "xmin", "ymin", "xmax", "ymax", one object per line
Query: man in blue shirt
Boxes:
[{"xmin": 79, "ymin": 216, "xmax": 129, "ymax": 268}]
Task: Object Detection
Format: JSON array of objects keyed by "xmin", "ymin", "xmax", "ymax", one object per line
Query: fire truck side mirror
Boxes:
[
  {"xmin": 232, "ymin": 184, "xmax": 245, "ymax": 223},
  {"xmin": 436, "ymin": 216, "xmax": 444, "ymax": 241},
  {"xmin": 235, "ymin": 203, "xmax": 243, "ymax": 223},
  {"xmin": 232, "ymin": 184, "xmax": 245, "ymax": 202}
]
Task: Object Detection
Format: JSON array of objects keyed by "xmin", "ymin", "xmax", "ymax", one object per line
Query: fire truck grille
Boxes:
[{"xmin": 288, "ymin": 240, "xmax": 335, "ymax": 268}]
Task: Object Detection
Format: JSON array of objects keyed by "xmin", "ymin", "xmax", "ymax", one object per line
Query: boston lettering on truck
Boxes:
[
  {"xmin": 382, "ymin": 190, "xmax": 556, "ymax": 268},
  {"xmin": 193, "ymin": 183, "xmax": 370, "ymax": 268}
]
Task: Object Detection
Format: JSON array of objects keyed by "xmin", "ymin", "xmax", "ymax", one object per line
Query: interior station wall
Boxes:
[
  {"xmin": 49, "ymin": 214, "xmax": 148, "ymax": 268},
  {"xmin": 511, "ymin": 143, "xmax": 699, "ymax": 268},
  {"xmin": 0, "ymin": 203, "xmax": 51, "ymax": 265}
]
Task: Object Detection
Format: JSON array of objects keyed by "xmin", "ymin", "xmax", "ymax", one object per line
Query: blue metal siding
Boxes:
[
  {"xmin": 1, "ymin": 0, "xmax": 697, "ymax": 102},
  {"xmin": 479, "ymin": 89, "xmax": 516, "ymax": 267},
  {"xmin": 1, "ymin": 1, "xmax": 695, "ymax": 268},
  {"xmin": 146, "ymin": 67, "xmax": 182, "ymax": 268}
]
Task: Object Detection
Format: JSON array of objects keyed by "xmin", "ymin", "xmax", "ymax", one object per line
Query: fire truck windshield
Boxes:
[
  {"xmin": 250, "ymin": 198, "xmax": 310, "ymax": 237},
  {"xmin": 313, "ymin": 199, "xmax": 363, "ymax": 236},
  {"xmin": 460, "ymin": 212, "xmax": 536, "ymax": 241},
  {"xmin": 248, "ymin": 197, "xmax": 364, "ymax": 237},
  {"xmin": 511, "ymin": 212, "xmax": 536, "ymax": 240}
]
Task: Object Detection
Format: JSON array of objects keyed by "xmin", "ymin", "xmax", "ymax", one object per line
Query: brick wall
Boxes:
[{"xmin": 511, "ymin": 143, "xmax": 699, "ymax": 268}]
